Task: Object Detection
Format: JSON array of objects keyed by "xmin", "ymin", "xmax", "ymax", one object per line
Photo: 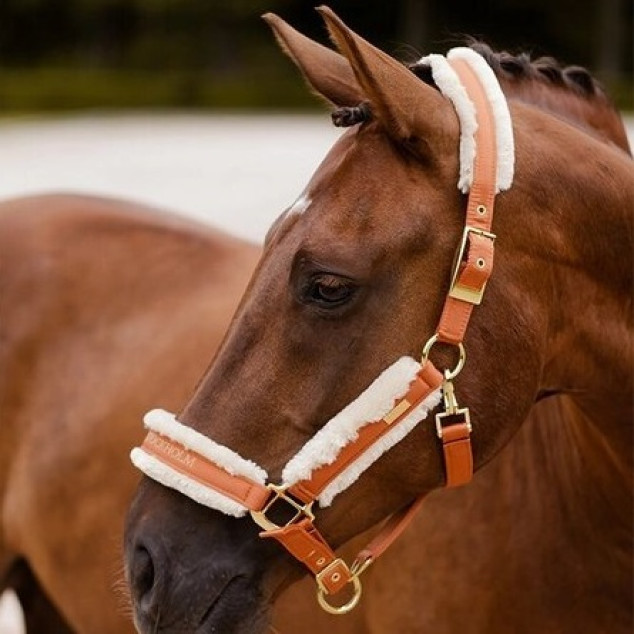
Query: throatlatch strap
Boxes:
[{"xmin": 355, "ymin": 495, "xmax": 427, "ymax": 566}]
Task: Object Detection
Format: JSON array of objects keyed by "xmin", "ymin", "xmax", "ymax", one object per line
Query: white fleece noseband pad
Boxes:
[
  {"xmin": 131, "ymin": 410, "xmax": 268, "ymax": 517},
  {"xmin": 132, "ymin": 357, "xmax": 441, "ymax": 515}
]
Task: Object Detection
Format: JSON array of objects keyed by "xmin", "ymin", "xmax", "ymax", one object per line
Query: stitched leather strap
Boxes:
[
  {"xmin": 261, "ymin": 519, "xmax": 352, "ymax": 594},
  {"xmin": 289, "ymin": 362, "xmax": 443, "ymax": 503},
  {"xmin": 437, "ymin": 57, "xmax": 498, "ymax": 345},
  {"xmin": 441, "ymin": 422, "xmax": 473, "ymax": 487},
  {"xmin": 347, "ymin": 55, "xmax": 499, "ymax": 559}
]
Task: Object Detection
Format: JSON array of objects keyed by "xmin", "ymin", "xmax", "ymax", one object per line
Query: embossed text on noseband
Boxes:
[{"xmin": 145, "ymin": 432, "xmax": 197, "ymax": 469}]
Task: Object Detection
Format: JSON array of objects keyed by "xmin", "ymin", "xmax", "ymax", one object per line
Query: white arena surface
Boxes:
[
  {"xmin": 0, "ymin": 113, "xmax": 632, "ymax": 633},
  {"xmin": 0, "ymin": 114, "xmax": 342, "ymax": 244}
]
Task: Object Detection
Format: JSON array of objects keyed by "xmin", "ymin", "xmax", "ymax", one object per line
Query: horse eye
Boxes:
[{"xmin": 304, "ymin": 274, "xmax": 356, "ymax": 308}]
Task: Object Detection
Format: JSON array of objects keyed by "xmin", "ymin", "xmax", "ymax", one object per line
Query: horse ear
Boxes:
[
  {"xmin": 316, "ymin": 6, "xmax": 455, "ymax": 155},
  {"xmin": 262, "ymin": 13, "xmax": 363, "ymax": 107}
]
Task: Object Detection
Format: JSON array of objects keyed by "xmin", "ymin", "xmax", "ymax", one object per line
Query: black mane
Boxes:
[
  {"xmin": 332, "ymin": 41, "xmax": 608, "ymax": 128},
  {"xmin": 412, "ymin": 40, "xmax": 605, "ymax": 100}
]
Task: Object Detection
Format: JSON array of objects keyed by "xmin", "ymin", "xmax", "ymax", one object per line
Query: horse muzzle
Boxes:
[{"xmin": 124, "ymin": 478, "xmax": 282, "ymax": 634}]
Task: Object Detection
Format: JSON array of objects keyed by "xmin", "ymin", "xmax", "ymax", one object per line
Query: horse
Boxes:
[
  {"xmin": 0, "ymin": 197, "xmax": 260, "ymax": 633},
  {"xmin": 121, "ymin": 6, "xmax": 633, "ymax": 634},
  {"xmin": 1, "ymin": 9, "xmax": 631, "ymax": 634}
]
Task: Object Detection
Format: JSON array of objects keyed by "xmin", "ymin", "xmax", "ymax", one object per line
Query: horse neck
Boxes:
[
  {"xmin": 543, "ymin": 182, "xmax": 631, "ymax": 450},
  {"xmin": 515, "ymin": 115, "xmax": 633, "ymax": 478},
  {"xmin": 474, "ymin": 394, "xmax": 631, "ymax": 616},
  {"xmin": 498, "ymin": 66, "xmax": 632, "ymax": 472},
  {"xmin": 501, "ymin": 78, "xmax": 631, "ymax": 154}
]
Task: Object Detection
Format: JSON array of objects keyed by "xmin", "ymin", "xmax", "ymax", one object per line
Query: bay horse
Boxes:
[
  {"xmin": 1, "ymin": 10, "xmax": 631, "ymax": 634},
  {"xmin": 123, "ymin": 7, "xmax": 633, "ymax": 634}
]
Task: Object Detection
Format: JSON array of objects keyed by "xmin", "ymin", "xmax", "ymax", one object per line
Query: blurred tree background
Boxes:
[{"xmin": 0, "ymin": 0, "xmax": 631, "ymax": 112}]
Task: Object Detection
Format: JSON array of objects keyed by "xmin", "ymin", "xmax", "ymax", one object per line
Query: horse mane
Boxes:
[
  {"xmin": 333, "ymin": 41, "xmax": 614, "ymax": 128},
  {"xmin": 453, "ymin": 40, "xmax": 606, "ymax": 101}
]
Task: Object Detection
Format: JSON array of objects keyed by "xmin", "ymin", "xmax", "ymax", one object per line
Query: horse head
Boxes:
[{"xmin": 124, "ymin": 8, "xmax": 632, "ymax": 633}]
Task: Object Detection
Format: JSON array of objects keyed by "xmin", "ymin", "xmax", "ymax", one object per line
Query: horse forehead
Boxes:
[{"xmin": 287, "ymin": 128, "xmax": 417, "ymax": 227}]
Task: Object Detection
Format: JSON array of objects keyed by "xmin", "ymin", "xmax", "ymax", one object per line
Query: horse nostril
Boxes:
[{"xmin": 130, "ymin": 544, "xmax": 156, "ymax": 604}]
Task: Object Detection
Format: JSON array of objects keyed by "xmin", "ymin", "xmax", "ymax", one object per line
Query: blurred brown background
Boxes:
[{"xmin": 0, "ymin": 0, "xmax": 631, "ymax": 112}]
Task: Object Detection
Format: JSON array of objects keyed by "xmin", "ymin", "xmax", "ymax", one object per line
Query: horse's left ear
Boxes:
[
  {"xmin": 262, "ymin": 12, "xmax": 362, "ymax": 107},
  {"xmin": 317, "ymin": 6, "xmax": 457, "ymax": 158}
]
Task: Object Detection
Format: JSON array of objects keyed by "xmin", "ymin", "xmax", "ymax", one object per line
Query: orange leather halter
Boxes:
[{"xmin": 135, "ymin": 56, "xmax": 501, "ymax": 615}]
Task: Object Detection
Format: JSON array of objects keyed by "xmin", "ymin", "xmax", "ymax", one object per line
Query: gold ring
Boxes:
[
  {"xmin": 421, "ymin": 334, "xmax": 466, "ymax": 380},
  {"xmin": 316, "ymin": 576, "xmax": 362, "ymax": 615}
]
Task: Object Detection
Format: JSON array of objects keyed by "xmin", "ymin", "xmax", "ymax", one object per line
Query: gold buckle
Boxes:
[
  {"xmin": 315, "ymin": 559, "xmax": 349, "ymax": 594},
  {"xmin": 316, "ymin": 559, "xmax": 363, "ymax": 615},
  {"xmin": 449, "ymin": 225, "xmax": 496, "ymax": 305},
  {"xmin": 250, "ymin": 484, "xmax": 314, "ymax": 532},
  {"xmin": 435, "ymin": 408, "xmax": 472, "ymax": 438}
]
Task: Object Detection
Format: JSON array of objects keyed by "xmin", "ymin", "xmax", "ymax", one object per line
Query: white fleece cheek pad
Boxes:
[
  {"xmin": 130, "ymin": 409, "xmax": 268, "ymax": 518},
  {"xmin": 282, "ymin": 356, "xmax": 442, "ymax": 507}
]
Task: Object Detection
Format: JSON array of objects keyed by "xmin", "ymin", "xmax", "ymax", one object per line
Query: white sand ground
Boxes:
[
  {"xmin": 0, "ymin": 114, "xmax": 342, "ymax": 243},
  {"xmin": 0, "ymin": 114, "xmax": 632, "ymax": 633}
]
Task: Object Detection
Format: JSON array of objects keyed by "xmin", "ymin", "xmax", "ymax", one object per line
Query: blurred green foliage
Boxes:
[
  {"xmin": 0, "ymin": 67, "xmax": 314, "ymax": 110},
  {"xmin": 0, "ymin": 0, "xmax": 631, "ymax": 112}
]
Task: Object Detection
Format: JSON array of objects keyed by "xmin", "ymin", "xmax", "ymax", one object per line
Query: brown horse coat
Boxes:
[
  {"xmin": 124, "ymin": 9, "xmax": 632, "ymax": 634},
  {"xmin": 1, "ymin": 12, "xmax": 632, "ymax": 634},
  {"xmin": 0, "ymin": 196, "xmax": 259, "ymax": 632}
]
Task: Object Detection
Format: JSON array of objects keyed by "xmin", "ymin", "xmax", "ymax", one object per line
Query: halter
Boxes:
[{"xmin": 130, "ymin": 48, "xmax": 514, "ymax": 615}]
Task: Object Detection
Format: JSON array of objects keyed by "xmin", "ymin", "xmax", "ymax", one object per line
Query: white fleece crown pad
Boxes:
[
  {"xmin": 418, "ymin": 47, "xmax": 515, "ymax": 193},
  {"xmin": 131, "ymin": 356, "xmax": 441, "ymax": 517}
]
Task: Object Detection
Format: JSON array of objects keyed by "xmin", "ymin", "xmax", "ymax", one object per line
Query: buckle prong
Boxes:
[{"xmin": 350, "ymin": 556, "xmax": 373, "ymax": 578}]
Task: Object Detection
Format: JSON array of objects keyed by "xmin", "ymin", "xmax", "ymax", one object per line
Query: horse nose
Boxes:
[
  {"xmin": 127, "ymin": 539, "xmax": 161, "ymax": 623},
  {"xmin": 125, "ymin": 481, "xmax": 283, "ymax": 632}
]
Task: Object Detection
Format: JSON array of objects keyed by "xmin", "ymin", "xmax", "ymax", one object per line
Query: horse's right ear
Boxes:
[
  {"xmin": 262, "ymin": 13, "xmax": 363, "ymax": 107},
  {"xmin": 317, "ymin": 6, "xmax": 457, "ymax": 161}
]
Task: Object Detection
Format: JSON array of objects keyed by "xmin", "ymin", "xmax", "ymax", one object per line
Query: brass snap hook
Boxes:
[{"xmin": 435, "ymin": 370, "xmax": 472, "ymax": 439}]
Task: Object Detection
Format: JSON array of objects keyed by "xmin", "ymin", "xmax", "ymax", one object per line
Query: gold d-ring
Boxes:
[
  {"xmin": 316, "ymin": 576, "xmax": 362, "ymax": 615},
  {"xmin": 421, "ymin": 334, "xmax": 466, "ymax": 380}
]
